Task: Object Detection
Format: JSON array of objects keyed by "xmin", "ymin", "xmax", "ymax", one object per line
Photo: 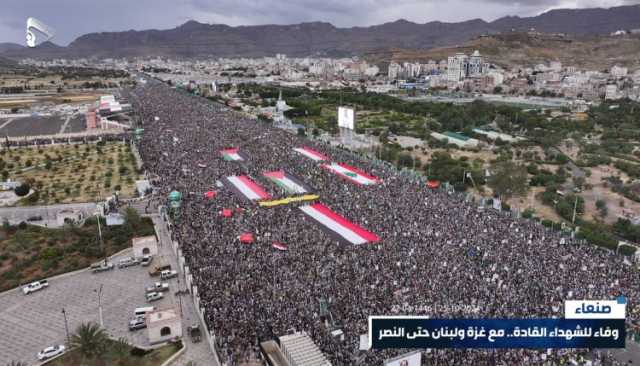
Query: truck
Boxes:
[
  {"xmin": 148, "ymin": 257, "xmax": 171, "ymax": 277},
  {"xmin": 23, "ymin": 280, "xmax": 49, "ymax": 295},
  {"xmin": 92, "ymin": 262, "xmax": 115, "ymax": 273},
  {"xmin": 160, "ymin": 270, "xmax": 178, "ymax": 280},
  {"xmin": 145, "ymin": 282, "xmax": 170, "ymax": 293}
]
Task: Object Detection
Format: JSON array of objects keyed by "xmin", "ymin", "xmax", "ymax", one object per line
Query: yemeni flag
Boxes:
[
  {"xmin": 300, "ymin": 203, "xmax": 380, "ymax": 245},
  {"xmin": 263, "ymin": 170, "xmax": 311, "ymax": 195},
  {"xmin": 220, "ymin": 148, "xmax": 245, "ymax": 161},
  {"xmin": 293, "ymin": 147, "xmax": 328, "ymax": 162},
  {"xmin": 225, "ymin": 175, "xmax": 271, "ymax": 201},
  {"xmin": 322, "ymin": 163, "xmax": 379, "ymax": 185},
  {"xmin": 272, "ymin": 242, "xmax": 288, "ymax": 251}
]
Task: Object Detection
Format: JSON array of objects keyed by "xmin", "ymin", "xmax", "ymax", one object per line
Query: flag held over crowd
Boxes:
[
  {"xmin": 300, "ymin": 203, "xmax": 380, "ymax": 245},
  {"xmin": 220, "ymin": 148, "xmax": 246, "ymax": 161},
  {"xmin": 293, "ymin": 146, "xmax": 328, "ymax": 161},
  {"xmin": 239, "ymin": 233, "xmax": 254, "ymax": 244},
  {"xmin": 263, "ymin": 170, "xmax": 312, "ymax": 195},
  {"xmin": 204, "ymin": 191, "xmax": 217, "ymax": 199},
  {"xmin": 322, "ymin": 163, "xmax": 379, "ymax": 186},
  {"xmin": 224, "ymin": 175, "xmax": 271, "ymax": 201},
  {"xmin": 272, "ymin": 242, "xmax": 288, "ymax": 251}
]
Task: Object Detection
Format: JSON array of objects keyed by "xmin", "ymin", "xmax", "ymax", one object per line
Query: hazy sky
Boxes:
[{"xmin": 2, "ymin": 0, "xmax": 639, "ymax": 45}]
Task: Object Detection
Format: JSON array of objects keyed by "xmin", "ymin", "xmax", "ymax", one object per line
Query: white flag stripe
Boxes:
[
  {"xmin": 300, "ymin": 205, "xmax": 368, "ymax": 244},
  {"xmin": 279, "ymin": 176, "xmax": 307, "ymax": 194},
  {"xmin": 327, "ymin": 164, "xmax": 377, "ymax": 185},
  {"xmin": 228, "ymin": 176, "xmax": 261, "ymax": 200},
  {"xmin": 294, "ymin": 148, "xmax": 324, "ymax": 161}
]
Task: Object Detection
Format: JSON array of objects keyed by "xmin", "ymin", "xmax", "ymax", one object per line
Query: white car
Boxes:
[
  {"xmin": 37, "ymin": 344, "xmax": 65, "ymax": 360},
  {"xmin": 160, "ymin": 270, "xmax": 178, "ymax": 280},
  {"xmin": 145, "ymin": 282, "xmax": 169, "ymax": 293},
  {"xmin": 146, "ymin": 291, "xmax": 164, "ymax": 302},
  {"xmin": 23, "ymin": 280, "xmax": 49, "ymax": 295}
]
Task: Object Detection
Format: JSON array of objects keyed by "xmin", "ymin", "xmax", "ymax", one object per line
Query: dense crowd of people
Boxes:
[{"xmin": 132, "ymin": 81, "xmax": 639, "ymax": 365}]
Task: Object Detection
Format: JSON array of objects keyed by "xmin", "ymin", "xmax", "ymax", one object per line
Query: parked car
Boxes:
[
  {"xmin": 160, "ymin": 269, "xmax": 178, "ymax": 280},
  {"xmin": 133, "ymin": 306, "xmax": 155, "ymax": 317},
  {"xmin": 27, "ymin": 215, "xmax": 43, "ymax": 222},
  {"xmin": 118, "ymin": 257, "xmax": 140, "ymax": 268},
  {"xmin": 140, "ymin": 255, "xmax": 154, "ymax": 267},
  {"xmin": 92, "ymin": 262, "xmax": 114, "ymax": 273},
  {"xmin": 145, "ymin": 282, "xmax": 169, "ymax": 293},
  {"xmin": 188, "ymin": 324, "xmax": 202, "ymax": 343},
  {"xmin": 146, "ymin": 292, "xmax": 164, "ymax": 302},
  {"xmin": 128, "ymin": 315, "xmax": 147, "ymax": 331},
  {"xmin": 37, "ymin": 344, "xmax": 65, "ymax": 360},
  {"xmin": 23, "ymin": 280, "xmax": 49, "ymax": 295}
]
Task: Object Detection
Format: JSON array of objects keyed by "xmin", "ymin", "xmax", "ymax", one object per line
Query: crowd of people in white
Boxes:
[{"xmin": 131, "ymin": 81, "xmax": 639, "ymax": 365}]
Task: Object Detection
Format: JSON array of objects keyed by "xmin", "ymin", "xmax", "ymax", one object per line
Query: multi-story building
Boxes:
[
  {"xmin": 447, "ymin": 53, "xmax": 468, "ymax": 83},
  {"xmin": 611, "ymin": 65, "xmax": 629, "ymax": 78},
  {"xmin": 388, "ymin": 62, "xmax": 401, "ymax": 80}
]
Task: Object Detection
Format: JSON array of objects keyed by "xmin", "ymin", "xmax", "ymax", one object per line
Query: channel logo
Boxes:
[
  {"xmin": 564, "ymin": 297, "xmax": 626, "ymax": 319},
  {"xmin": 26, "ymin": 17, "xmax": 55, "ymax": 48}
]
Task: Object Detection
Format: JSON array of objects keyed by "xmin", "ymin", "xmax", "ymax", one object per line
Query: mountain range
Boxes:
[{"xmin": 2, "ymin": 5, "xmax": 640, "ymax": 60}]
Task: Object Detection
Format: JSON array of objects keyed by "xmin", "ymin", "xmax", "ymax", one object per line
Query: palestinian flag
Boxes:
[
  {"xmin": 272, "ymin": 242, "xmax": 288, "ymax": 251},
  {"xmin": 220, "ymin": 148, "xmax": 245, "ymax": 161},
  {"xmin": 293, "ymin": 147, "xmax": 328, "ymax": 162},
  {"xmin": 300, "ymin": 203, "xmax": 380, "ymax": 245},
  {"xmin": 322, "ymin": 163, "xmax": 379, "ymax": 185},
  {"xmin": 263, "ymin": 170, "xmax": 311, "ymax": 195},
  {"xmin": 224, "ymin": 175, "xmax": 271, "ymax": 201}
]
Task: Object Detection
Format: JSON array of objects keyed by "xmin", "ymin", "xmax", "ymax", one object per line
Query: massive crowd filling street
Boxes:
[{"xmin": 132, "ymin": 81, "xmax": 640, "ymax": 365}]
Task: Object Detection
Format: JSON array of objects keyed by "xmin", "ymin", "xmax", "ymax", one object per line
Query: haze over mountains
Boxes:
[{"xmin": 2, "ymin": 5, "xmax": 640, "ymax": 60}]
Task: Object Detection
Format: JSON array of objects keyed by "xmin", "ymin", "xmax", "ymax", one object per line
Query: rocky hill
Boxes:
[
  {"xmin": 2, "ymin": 5, "xmax": 640, "ymax": 59},
  {"xmin": 380, "ymin": 32, "xmax": 640, "ymax": 70}
]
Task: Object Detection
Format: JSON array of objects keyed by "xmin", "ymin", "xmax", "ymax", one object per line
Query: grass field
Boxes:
[
  {"xmin": 46, "ymin": 340, "xmax": 181, "ymax": 366},
  {"xmin": 0, "ymin": 210, "xmax": 154, "ymax": 292},
  {"xmin": 1, "ymin": 142, "xmax": 140, "ymax": 205}
]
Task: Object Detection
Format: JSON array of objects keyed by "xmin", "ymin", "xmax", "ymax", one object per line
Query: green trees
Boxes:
[
  {"xmin": 487, "ymin": 161, "xmax": 528, "ymax": 201},
  {"xmin": 67, "ymin": 322, "xmax": 109, "ymax": 360},
  {"xmin": 14, "ymin": 183, "xmax": 30, "ymax": 197}
]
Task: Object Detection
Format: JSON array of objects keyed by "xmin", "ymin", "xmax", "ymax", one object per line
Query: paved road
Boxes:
[
  {"xmin": 0, "ymin": 211, "xmax": 218, "ymax": 366},
  {"xmin": 0, "ymin": 202, "xmax": 98, "ymax": 227}
]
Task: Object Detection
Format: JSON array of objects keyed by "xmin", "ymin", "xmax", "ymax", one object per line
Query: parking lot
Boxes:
[{"xmin": 0, "ymin": 225, "xmax": 217, "ymax": 365}]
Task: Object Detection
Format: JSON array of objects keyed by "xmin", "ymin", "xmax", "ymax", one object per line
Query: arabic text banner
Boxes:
[{"xmin": 369, "ymin": 317, "xmax": 625, "ymax": 349}]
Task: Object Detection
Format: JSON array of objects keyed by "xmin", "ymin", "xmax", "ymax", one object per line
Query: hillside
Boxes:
[
  {"xmin": 2, "ymin": 5, "xmax": 640, "ymax": 59},
  {"xmin": 381, "ymin": 32, "xmax": 640, "ymax": 70}
]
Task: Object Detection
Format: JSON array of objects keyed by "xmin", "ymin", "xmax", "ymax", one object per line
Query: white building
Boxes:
[
  {"xmin": 132, "ymin": 235, "xmax": 158, "ymax": 257},
  {"xmin": 279, "ymin": 332, "xmax": 331, "ymax": 366},
  {"xmin": 388, "ymin": 62, "xmax": 401, "ymax": 79},
  {"xmin": 146, "ymin": 307, "xmax": 182, "ymax": 345},
  {"xmin": 605, "ymin": 84, "xmax": 620, "ymax": 100},
  {"xmin": 447, "ymin": 53, "xmax": 468, "ymax": 83},
  {"xmin": 611, "ymin": 65, "xmax": 628, "ymax": 78}
]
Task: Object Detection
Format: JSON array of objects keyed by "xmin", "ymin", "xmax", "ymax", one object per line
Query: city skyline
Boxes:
[{"xmin": 1, "ymin": 0, "xmax": 639, "ymax": 45}]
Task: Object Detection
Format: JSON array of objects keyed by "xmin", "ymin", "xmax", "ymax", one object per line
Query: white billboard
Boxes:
[
  {"xmin": 338, "ymin": 106, "xmax": 355, "ymax": 130},
  {"xmin": 385, "ymin": 351, "xmax": 421, "ymax": 366}
]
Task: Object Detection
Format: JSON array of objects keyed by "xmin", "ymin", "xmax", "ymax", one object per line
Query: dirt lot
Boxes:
[
  {"xmin": 581, "ymin": 165, "xmax": 640, "ymax": 224},
  {"xmin": 4, "ymin": 142, "xmax": 140, "ymax": 205}
]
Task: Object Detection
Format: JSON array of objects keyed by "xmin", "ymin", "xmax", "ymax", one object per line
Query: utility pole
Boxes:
[
  {"xmin": 61, "ymin": 308, "xmax": 70, "ymax": 343},
  {"xmin": 94, "ymin": 285, "xmax": 104, "ymax": 327},
  {"xmin": 571, "ymin": 195, "xmax": 579, "ymax": 225},
  {"xmin": 95, "ymin": 213, "xmax": 105, "ymax": 263}
]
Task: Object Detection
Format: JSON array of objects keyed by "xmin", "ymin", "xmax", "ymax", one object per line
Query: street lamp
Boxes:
[
  {"xmin": 61, "ymin": 308, "xmax": 70, "ymax": 343},
  {"xmin": 94, "ymin": 284, "xmax": 104, "ymax": 327}
]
